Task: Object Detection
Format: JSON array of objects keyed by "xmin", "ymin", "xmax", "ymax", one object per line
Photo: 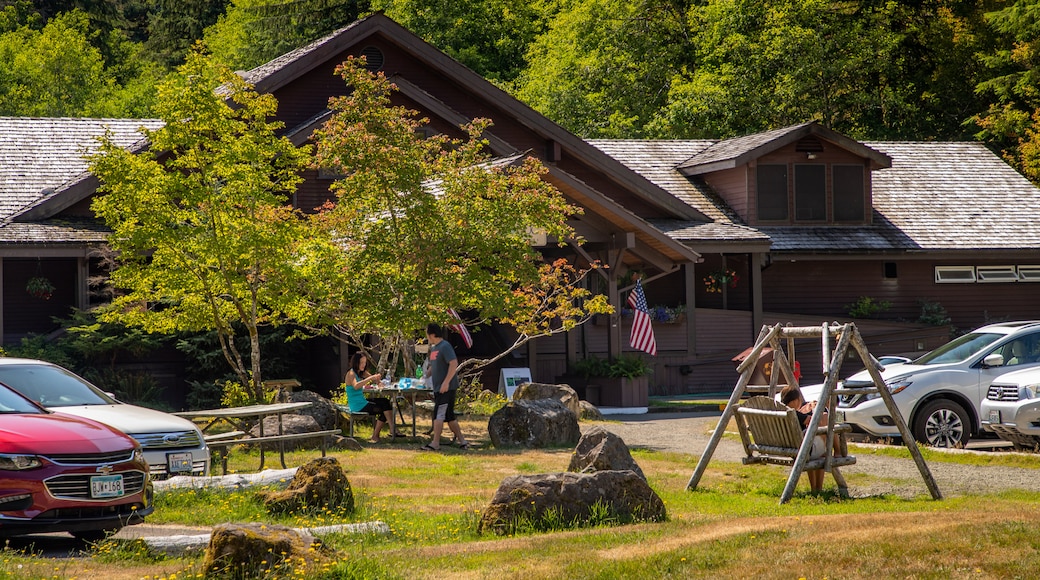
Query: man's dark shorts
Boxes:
[{"xmin": 433, "ymin": 389, "xmax": 457, "ymax": 422}]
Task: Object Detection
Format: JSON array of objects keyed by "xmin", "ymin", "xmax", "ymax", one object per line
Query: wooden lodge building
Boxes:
[{"xmin": 4, "ymin": 14, "xmax": 1040, "ymax": 406}]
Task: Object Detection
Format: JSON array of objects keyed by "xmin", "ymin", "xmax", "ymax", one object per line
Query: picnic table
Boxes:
[{"xmin": 175, "ymin": 402, "xmax": 338, "ymax": 474}]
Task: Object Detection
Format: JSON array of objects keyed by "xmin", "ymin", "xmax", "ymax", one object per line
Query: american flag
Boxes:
[
  {"xmin": 448, "ymin": 308, "xmax": 473, "ymax": 348},
  {"xmin": 627, "ymin": 279, "xmax": 657, "ymax": 356}
]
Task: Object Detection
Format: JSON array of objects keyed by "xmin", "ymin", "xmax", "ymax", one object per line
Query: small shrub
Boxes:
[
  {"xmin": 608, "ymin": 354, "xmax": 653, "ymax": 378},
  {"xmin": 917, "ymin": 298, "xmax": 951, "ymax": 326},
  {"xmin": 572, "ymin": 356, "xmax": 611, "ymax": 379},
  {"xmin": 845, "ymin": 296, "xmax": 891, "ymax": 319}
]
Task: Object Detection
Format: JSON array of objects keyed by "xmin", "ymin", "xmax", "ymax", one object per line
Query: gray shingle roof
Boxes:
[
  {"xmin": 0, "ymin": 117, "xmax": 160, "ymax": 220},
  {"xmin": 593, "ymin": 136, "xmax": 1040, "ymax": 253},
  {"xmin": 586, "ymin": 140, "xmax": 747, "ymax": 225},
  {"xmin": 0, "ymin": 218, "xmax": 110, "ymax": 244}
]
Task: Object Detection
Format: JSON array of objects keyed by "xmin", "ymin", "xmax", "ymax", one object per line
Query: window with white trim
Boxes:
[
  {"xmin": 976, "ymin": 266, "xmax": 1019, "ymax": 283},
  {"xmin": 1018, "ymin": 266, "xmax": 1040, "ymax": 281},
  {"xmin": 934, "ymin": 266, "xmax": 975, "ymax": 283}
]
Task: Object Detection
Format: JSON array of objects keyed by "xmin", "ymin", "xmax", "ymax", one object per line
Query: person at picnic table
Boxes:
[
  {"xmin": 420, "ymin": 322, "xmax": 470, "ymax": 451},
  {"xmin": 345, "ymin": 352, "xmax": 398, "ymax": 443},
  {"xmin": 780, "ymin": 384, "xmax": 835, "ymax": 493}
]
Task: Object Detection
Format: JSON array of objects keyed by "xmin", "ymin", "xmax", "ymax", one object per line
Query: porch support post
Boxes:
[
  {"xmin": 751, "ymin": 252, "xmax": 764, "ymax": 336},
  {"xmin": 685, "ymin": 262, "xmax": 696, "ymax": 356}
]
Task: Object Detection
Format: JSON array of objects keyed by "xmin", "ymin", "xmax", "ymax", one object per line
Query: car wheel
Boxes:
[
  {"xmin": 912, "ymin": 399, "xmax": 970, "ymax": 448},
  {"xmin": 71, "ymin": 529, "xmax": 113, "ymax": 543}
]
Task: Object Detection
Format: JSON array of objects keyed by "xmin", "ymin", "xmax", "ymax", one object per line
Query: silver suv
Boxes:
[
  {"xmin": 980, "ymin": 366, "xmax": 1040, "ymax": 450},
  {"xmin": 837, "ymin": 321, "xmax": 1040, "ymax": 447}
]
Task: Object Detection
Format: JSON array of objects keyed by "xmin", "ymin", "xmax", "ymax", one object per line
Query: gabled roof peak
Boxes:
[{"xmin": 676, "ymin": 121, "xmax": 892, "ymax": 176}]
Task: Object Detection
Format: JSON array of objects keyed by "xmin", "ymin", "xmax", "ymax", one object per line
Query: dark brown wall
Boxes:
[
  {"xmin": 3, "ymin": 258, "xmax": 78, "ymax": 342},
  {"xmin": 763, "ymin": 258, "xmax": 1040, "ymax": 331}
]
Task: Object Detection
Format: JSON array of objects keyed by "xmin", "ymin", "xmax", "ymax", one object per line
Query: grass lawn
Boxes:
[{"xmin": 4, "ymin": 416, "xmax": 1040, "ymax": 579}]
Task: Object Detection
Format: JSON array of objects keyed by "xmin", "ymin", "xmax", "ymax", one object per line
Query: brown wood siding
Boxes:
[
  {"xmin": 762, "ymin": 258, "xmax": 1040, "ymax": 331},
  {"xmin": 295, "ymin": 168, "xmax": 335, "ymax": 214},
  {"xmin": 702, "ymin": 166, "xmax": 749, "ymax": 220}
]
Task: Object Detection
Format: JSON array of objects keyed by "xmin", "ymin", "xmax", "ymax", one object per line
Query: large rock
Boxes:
[
  {"xmin": 202, "ymin": 522, "xmax": 318, "ymax": 577},
  {"xmin": 579, "ymin": 400, "xmax": 604, "ymax": 421},
  {"xmin": 513, "ymin": 382, "xmax": 581, "ymax": 417},
  {"xmin": 258, "ymin": 457, "xmax": 354, "ymax": 515},
  {"xmin": 478, "ymin": 470, "xmax": 666, "ymax": 535},
  {"xmin": 568, "ymin": 425, "xmax": 645, "ymax": 481},
  {"xmin": 487, "ymin": 399, "xmax": 580, "ymax": 449},
  {"xmin": 249, "ymin": 414, "xmax": 325, "ymax": 451},
  {"xmin": 280, "ymin": 390, "xmax": 340, "ymax": 430}
]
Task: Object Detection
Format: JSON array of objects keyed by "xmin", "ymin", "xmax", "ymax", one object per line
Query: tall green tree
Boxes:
[
  {"xmin": 974, "ymin": 0, "xmax": 1040, "ymax": 179},
  {"xmin": 145, "ymin": 0, "xmax": 227, "ymax": 68},
  {"xmin": 89, "ymin": 48, "xmax": 312, "ymax": 402},
  {"xmin": 516, "ymin": 0, "xmax": 691, "ymax": 138},
  {"xmin": 303, "ymin": 58, "xmax": 609, "ymax": 371},
  {"xmin": 204, "ymin": 0, "xmax": 367, "ymax": 71},
  {"xmin": 373, "ymin": 0, "xmax": 551, "ymax": 84}
]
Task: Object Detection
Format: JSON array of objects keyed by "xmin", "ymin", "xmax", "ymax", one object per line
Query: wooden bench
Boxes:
[
  {"xmin": 734, "ymin": 396, "xmax": 856, "ymax": 494},
  {"xmin": 207, "ymin": 429, "xmax": 341, "ymax": 475},
  {"xmin": 335, "ymin": 404, "xmax": 374, "ymax": 437}
]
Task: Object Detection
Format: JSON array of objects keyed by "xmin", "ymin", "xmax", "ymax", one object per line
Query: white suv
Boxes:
[
  {"xmin": 980, "ymin": 366, "xmax": 1040, "ymax": 449},
  {"xmin": 837, "ymin": 321, "xmax": 1040, "ymax": 447}
]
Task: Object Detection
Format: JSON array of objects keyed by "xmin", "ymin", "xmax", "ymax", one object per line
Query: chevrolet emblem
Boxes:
[{"xmin": 96, "ymin": 465, "xmax": 114, "ymax": 475}]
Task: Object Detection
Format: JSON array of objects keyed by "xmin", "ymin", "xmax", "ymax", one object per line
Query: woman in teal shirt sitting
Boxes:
[{"xmin": 345, "ymin": 352, "xmax": 397, "ymax": 442}]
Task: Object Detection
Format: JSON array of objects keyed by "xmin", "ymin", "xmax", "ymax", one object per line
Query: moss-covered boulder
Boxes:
[
  {"xmin": 478, "ymin": 470, "xmax": 665, "ymax": 535},
  {"xmin": 202, "ymin": 522, "xmax": 316, "ymax": 577},
  {"xmin": 257, "ymin": 457, "xmax": 354, "ymax": 514}
]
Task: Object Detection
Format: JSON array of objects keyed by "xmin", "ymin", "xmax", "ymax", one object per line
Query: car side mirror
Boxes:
[{"xmin": 983, "ymin": 353, "xmax": 1004, "ymax": 368}]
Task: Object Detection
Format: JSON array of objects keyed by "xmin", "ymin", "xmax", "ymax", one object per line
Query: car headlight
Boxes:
[
  {"xmin": 0, "ymin": 454, "xmax": 41, "ymax": 470},
  {"xmin": 866, "ymin": 376, "xmax": 914, "ymax": 400},
  {"xmin": 1023, "ymin": 384, "xmax": 1040, "ymax": 399}
]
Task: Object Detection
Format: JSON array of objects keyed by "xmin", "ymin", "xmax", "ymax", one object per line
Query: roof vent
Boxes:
[
  {"xmin": 359, "ymin": 46, "xmax": 384, "ymax": 72},
  {"xmin": 795, "ymin": 136, "xmax": 824, "ymax": 152}
]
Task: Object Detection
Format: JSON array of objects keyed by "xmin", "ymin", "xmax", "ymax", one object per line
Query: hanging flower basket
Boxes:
[
  {"xmin": 704, "ymin": 269, "xmax": 739, "ymax": 294},
  {"xmin": 26, "ymin": 276, "xmax": 55, "ymax": 300}
]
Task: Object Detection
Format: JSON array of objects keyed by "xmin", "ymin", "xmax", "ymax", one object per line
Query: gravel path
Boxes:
[{"xmin": 596, "ymin": 411, "xmax": 1040, "ymax": 498}]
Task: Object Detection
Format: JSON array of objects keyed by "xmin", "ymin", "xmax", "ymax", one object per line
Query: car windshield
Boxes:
[
  {"xmin": 0, "ymin": 384, "xmax": 44, "ymax": 414},
  {"xmin": 913, "ymin": 332, "xmax": 1005, "ymax": 365},
  {"xmin": 0, "ymin": 364, "xmax": 115, "ymax": 407}
]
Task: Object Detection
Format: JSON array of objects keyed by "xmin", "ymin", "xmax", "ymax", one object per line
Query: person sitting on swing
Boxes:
[{"xmin": 780, "ymin": 384, "xmax": 842, "ymax": 493}]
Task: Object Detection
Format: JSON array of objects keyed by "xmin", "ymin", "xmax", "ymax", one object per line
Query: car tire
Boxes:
[{"xmin": 912, "ymin": 399, "xmax": 970, "ymax": 448}]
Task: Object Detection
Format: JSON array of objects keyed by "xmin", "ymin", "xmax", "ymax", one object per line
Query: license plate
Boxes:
[
  {"xmin": 168, "ymin": 452, "xmax": 193, "ymax": 473},
  {"xmin": 989, "ymin": 410, "xmax": 1001, "ymax": 424},
  {"xmin": 90, "ymin": 474, "xmax": 124, "ymax": 499},
  {"xmin": 835, "ymin": 410, "xmax": 845, "ymax": 423}
]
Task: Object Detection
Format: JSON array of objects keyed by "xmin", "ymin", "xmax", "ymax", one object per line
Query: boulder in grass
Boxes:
[
  {"xmin": 258, "ymin": 457, "xmax": 354, "ymax": 515},
  {"xmin": 281, "ymin": 390, "xmax": 340, "ymax": 430},
  {"xmin": 513, "ymin": 382, "xmax": 581, "ymax": 417},
  {"xmin": 487, "ymin": 399, "xmax": 580, "ymax": 449},
  {"xmin": 203, "ymin": 522, "xmax": 317, "ymax": 577},
  {"xmin": 579, "ymin": 400, "xmax": 604, "ymax": 421},
  {"xmin": 248, "ymin": 414, "xmax": 326, "ymax": 451},
  {"xmin": 478, "ymin": 470, "xmax": 666, "ymax": 535},
  {"xmin": 568, "ymin": 425, "xmax": 645, "ymax": 481}
]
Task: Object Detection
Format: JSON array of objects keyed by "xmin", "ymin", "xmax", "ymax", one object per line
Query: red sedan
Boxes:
[{"xmin": 0, "ymin": 383, "xmax": 152, "ymax": 540}]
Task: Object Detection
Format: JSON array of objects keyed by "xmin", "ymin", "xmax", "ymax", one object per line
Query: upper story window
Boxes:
[
  {"xmin": 757, "ymin": 164, "xmax": 788, "ymax": 220},
  {"xmin": 756, "ymin": 162, "xmax": 866, "ymax": 223}
]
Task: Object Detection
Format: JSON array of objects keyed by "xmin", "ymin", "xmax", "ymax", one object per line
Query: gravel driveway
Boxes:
[{"xmin": 596, "ymin": 411, "xmax": 1040, "ymax": 498}]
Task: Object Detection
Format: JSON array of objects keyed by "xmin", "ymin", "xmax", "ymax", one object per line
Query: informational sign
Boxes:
[{"xmin": 499, "ymin": 367, "xmax": 532, "ymax": 400}]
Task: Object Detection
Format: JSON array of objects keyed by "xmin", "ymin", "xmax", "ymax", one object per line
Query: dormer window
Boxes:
[{"xmin": 755, "ymin": 161, "xmax": 867, "ymax": 224}]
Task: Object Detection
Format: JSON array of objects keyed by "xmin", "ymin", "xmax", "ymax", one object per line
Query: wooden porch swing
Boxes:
[{"xmin": 686, "ymin": 322, "xmax": 943, "ymax": 504}]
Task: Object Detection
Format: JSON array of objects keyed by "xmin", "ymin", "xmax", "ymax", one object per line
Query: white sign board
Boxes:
[{"xmin": 499, "ymin": 367, "xmax": 532, "ymax": 400}]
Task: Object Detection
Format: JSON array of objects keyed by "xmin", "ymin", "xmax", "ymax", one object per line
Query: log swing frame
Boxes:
[{"xmin": 686, "ymin": 322, "xmax": 943, "ymax": 504}]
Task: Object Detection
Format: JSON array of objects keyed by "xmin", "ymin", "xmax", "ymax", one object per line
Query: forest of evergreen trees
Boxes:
[{"xmin": 7, "ymin": 0, "xmax": 1040, "ymax": 181}]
